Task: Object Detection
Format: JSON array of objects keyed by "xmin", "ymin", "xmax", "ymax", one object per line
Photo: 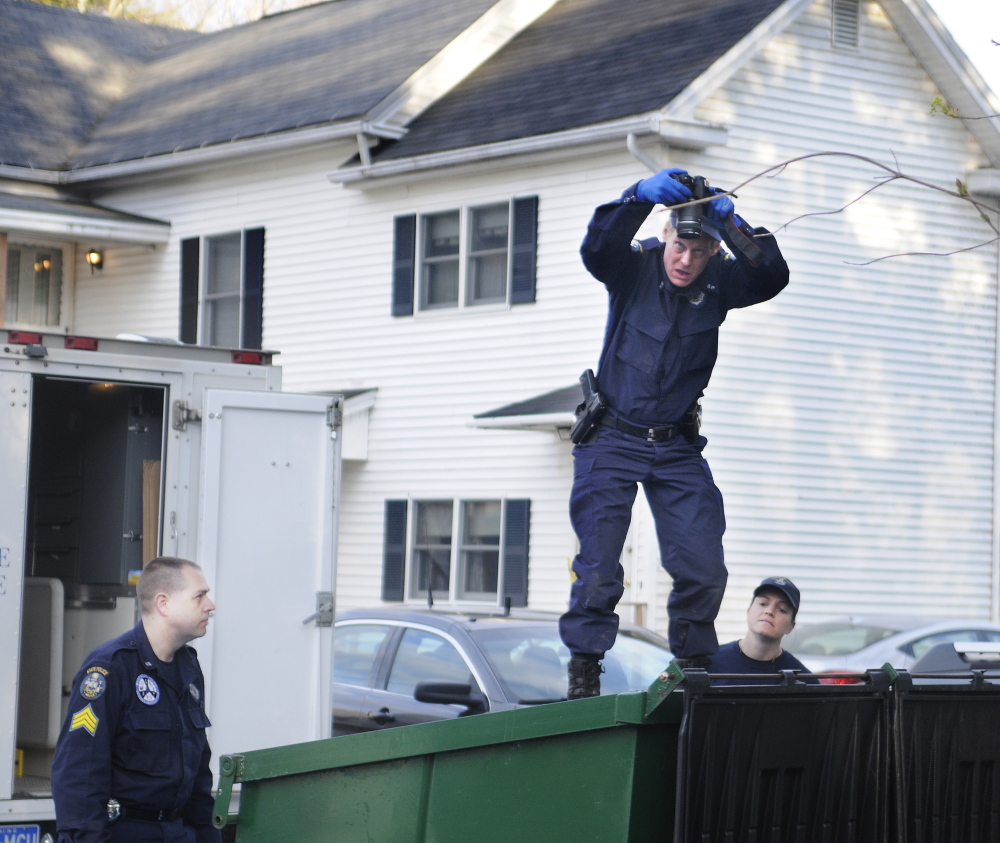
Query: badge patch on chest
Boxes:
[
  {"xmin": 135, "ymin": 674, "xmax": 160, "ymax": 705},
  {"xmin": 81, "ymin": 671, "xmax": 107, "ymax": 700},
  {"xmin": 70, "ymin": 704, "xmax": 99, "ymax": 736}
]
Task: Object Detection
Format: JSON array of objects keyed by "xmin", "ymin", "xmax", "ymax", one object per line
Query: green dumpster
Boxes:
[{"xmin": 214, "ymin": 666, "xmax": 894, "ymax": 843}]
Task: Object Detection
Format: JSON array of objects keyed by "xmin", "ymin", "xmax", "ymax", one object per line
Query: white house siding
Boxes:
[{"xmin": 71, "ymin": 0, "xmax": 999, "ymax": 649}]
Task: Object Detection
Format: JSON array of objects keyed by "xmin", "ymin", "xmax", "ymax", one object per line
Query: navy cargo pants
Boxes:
[{"xmin": 559, "ymin": 427, "xmax": 727, "ymax": 660}]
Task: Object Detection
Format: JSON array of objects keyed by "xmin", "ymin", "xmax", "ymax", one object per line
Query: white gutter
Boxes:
[
  {"xmin": 0, "ymin": 209, "xmax": 169, "ymax": 244},
  {"xmin": 329, "ymin": 115, "xmax": 727, "ymax": 185},
  {"xmin": 0, "ymin": 121, "xmax": 406, "ymax": 187}
]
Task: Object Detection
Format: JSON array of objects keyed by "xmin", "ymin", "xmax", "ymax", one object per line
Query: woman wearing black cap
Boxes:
[{"xmin": 707, "ymin": 577, "xmax": 818, "ymax": 685}]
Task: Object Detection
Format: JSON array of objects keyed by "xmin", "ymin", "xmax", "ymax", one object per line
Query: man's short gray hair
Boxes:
[{"xmin": 137, "ymin": 557, "xmax": 201, "ymax": 615}]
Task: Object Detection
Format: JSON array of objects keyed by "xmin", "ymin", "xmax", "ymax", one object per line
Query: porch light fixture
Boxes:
[{"xmin": 85, "ymin": 247, "xmax": 103, "ymax": 272}]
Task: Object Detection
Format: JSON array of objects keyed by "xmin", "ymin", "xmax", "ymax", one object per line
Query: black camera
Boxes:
[{"xmin": 669, "ymin": 173, "xmax": 716, "ymax": 240}]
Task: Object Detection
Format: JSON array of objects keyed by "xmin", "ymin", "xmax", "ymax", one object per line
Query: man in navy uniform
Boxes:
[
  {"xmin": 708, "ymin": 576, "xmax": 817, "ymax": 685},
  {"xmin": 52, "ymin": 557, "xmax": 220, "ymax": 842},
  {"xmin": 560, "ymin": 168, "xmax": 790, "ymax": 698}
]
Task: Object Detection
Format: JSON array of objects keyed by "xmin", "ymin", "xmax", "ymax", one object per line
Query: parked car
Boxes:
[
  {"xmin": 909, "ymin": 641, "xmax": 1000, "ymax": 676},
  {"xmin": 332, "ymin": 607, "xmax": 673, "ymax": 735},
  {"xmin": 783, "ymin": 616, "xmax": 1000, "ymax": 682}
]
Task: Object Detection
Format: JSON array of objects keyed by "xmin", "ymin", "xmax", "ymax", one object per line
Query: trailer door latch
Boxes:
[{"xmin": 302, "ymin": 592, "xmax": 334, "ymax": 627}]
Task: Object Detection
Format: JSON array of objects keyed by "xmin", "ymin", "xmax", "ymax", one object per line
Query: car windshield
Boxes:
[
  {"xmin": 784, "ymin": 622, "xmax": 902, "ymax": 656},
  {"xmin": 471, "ymin": 625, "xmax": 672, "ymax": 702}
]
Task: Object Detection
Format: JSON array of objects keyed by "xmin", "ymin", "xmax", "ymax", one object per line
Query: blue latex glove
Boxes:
[
  {"xmin": 636, "ymin": 168, "xmax": 692, "ymax": 205},
  {"xmin": 705, "ymin": 192, "xmax": 741, "ymax": 228}
]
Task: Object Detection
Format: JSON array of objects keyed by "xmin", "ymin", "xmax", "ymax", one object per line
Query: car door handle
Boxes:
[{"xmin": 367, "ymin": 707, "xmax": 395, "ymax": 724}]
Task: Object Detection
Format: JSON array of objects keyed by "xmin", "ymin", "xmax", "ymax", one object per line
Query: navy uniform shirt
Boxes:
[
  {"xmin": 581, "ymin": 182, "xmax": 790, "ymax": 427},
  {"xmin": 708, "ymin": 640, "xmax": 819, "ymax": 686},
  {"xmin": 51, "ymin": 622, "xmax": 220, "ymax": 842}
]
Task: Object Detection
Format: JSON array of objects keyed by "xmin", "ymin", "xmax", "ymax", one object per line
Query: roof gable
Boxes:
[{"xmin": 375, "ymin": 0, "xmax": 786, "ymax": 162}]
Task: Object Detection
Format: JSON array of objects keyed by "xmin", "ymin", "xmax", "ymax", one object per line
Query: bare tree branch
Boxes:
[
  {"xmin": 714, "ymin": 151, "xmax": 1000, "ymax": 264},
  {"xmin": 844, "ymin": 236, "xmax": 1000, "ymax": 266}
]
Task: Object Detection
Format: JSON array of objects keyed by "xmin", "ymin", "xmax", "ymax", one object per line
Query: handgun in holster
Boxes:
[
  {"xmin": 680, "ymin": 400, "xmax": 702, "ymax": 443},
  {"xmin": 569, "ymin": 369, "xmax": 607, "ymax": 445}
]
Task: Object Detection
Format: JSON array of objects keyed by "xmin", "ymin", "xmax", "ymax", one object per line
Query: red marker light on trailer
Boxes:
[
  {"xmin": 7, "ymin": 331, "xmax": 43, "ymax": 345},
  {"xmin": 65, "ymin": 336, "xmax": 99, "ymax": 351},
  {"xmin": 231, "ymin": 351, "xmax": 264, "ymax": 365}
]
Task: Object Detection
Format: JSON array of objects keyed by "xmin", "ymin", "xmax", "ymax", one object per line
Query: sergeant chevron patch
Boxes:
[{"xmin": 70, "ymin": 704, "xmax": 99, "ymax": 736}]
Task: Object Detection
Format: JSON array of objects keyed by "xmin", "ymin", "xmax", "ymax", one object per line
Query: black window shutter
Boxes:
[
  {"xmin": 243, "ymin": 227, "xmax": 265, "ymax": 349},
  {"xmin": 502, "ymin": 499, "xmax": 530, "ymax": 607},
  {"xmin": 392, "ymin": 215, "xmax": 416, "ymax": 316},
  {"xmin": 382, "ymin": 500, "xmax": 408, "ymax": 601},
  {"xmin": 510, "ymin": 196, "xmax": 538, "ymax": 305},
  {"xmin": 179, "ymin": 238, "xmax": 200, "ymax": 344}
]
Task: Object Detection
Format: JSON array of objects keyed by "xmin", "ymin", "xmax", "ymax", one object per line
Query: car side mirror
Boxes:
[{"xmin": 413, "ymin": 681, "xmax": 488, "ymax": 716}]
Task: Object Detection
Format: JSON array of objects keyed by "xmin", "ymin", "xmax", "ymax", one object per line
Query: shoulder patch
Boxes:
[
  {"xmin": 81, "ymin": 671, "xmax": 107, "ymax": 700},
  {"xmin": 84, "ymin": 665, "xmax": 109, "ymax": 676},
  {"xmin": 70, "ymin": 704, "xmax": 99, "ymax": 736}
]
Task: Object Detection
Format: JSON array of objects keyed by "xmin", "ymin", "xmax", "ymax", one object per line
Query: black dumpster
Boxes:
[{"xmin": 891, "ymin": 668, "xmax": 1000, "ymax": 842}]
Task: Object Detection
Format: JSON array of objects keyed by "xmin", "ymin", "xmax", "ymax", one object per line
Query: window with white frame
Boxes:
[
  {"xmin": 391, "ymin": 196, "xmax": 538, "ymax": 316},
  {"xmin": 382, "ymin": 498, "xmax": 530, "ymax": 606},
  {"xmin": 180, "ymin": 228, "xmax": 264, "ymax": 348},
  {"xmin": 4, "ymin": 241, "xmax": 64, "ymax": 328}
]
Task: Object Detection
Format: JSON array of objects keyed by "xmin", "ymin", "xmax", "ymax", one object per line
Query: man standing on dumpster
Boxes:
[
  {"xmin": 560, "ymin": 167, "xmax": 790, "ymax": 698},
  {"xmin": 52, "ymin": 557, "xmax": 221, "ymax": 842}
]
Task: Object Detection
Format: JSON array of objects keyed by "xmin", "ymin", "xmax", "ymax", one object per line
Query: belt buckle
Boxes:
[{"xmin": 646, "ymin": 427, "xmax": 656, "ymax": 442}]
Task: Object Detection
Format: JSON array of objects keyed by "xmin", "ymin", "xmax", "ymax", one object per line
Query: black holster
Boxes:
[
  {"xmin": 680, "ymin": 401, "xmax": 702, "ymax": 443},
  {"xmin": 569, "ymin": 369, "xmax": 607, "ymax": 445}
]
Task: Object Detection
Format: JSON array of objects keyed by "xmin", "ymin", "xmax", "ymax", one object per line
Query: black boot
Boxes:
[{"xmin": 567, "ymin": 657, "xmax": 603, "ymax": 699}]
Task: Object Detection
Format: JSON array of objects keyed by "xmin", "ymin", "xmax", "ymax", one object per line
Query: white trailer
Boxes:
[{"xmin": 0, "ymin": 330, "xmax": 342, "ymax": 841}]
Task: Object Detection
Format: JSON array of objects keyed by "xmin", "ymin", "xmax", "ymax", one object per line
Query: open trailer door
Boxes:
[
  {"xmin": 0, "ymin": 371, "xmax": 31, "ymax": 802},
  {"xmin": 194, "ymin": 389, "xmax": 342, "ymax": 758}
]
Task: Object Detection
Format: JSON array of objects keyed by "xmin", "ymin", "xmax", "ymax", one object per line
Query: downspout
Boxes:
[
  {"xmin": 356, "ymin": 133, "xmax": 372, "ymax": 169},
  {"xmin": 993, "ymin": 204, "xmax": 1000, "ymax": 622},
  {"xmin": 626, "ymin": 132, "xmax": 660, "ymax": 174}
]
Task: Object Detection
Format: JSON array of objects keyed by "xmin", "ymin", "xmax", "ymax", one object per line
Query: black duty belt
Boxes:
[
  {"xmin": 119, "ymin": 806, "xmax": 181, "ymax": 822},
  {"xmin": 601, "ymin": 414, "xmax": 680, "ymax": 442}
]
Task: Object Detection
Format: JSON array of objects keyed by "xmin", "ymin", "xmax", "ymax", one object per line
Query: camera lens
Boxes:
[
  {"xmin": 674, "ymin": 175, "xmax": 709, "ymax": 239},
  {"xmin": 675, "ymin": 211, "xmax": 703, "ymax": 239}
]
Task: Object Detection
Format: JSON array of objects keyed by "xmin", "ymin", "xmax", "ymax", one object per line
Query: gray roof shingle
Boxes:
[
  {"xmin": 1, "ymin": 0, "xmax": 786, "ymax": 172},
  {"xmin": 69, "ymin": 0, "xmax": 497, "ymax": 168},
  {"xmin": 376, "ymin": 0, "xmax": 786, "ymax": 161},
  {"xmin": 0, "ymin": 0, "xmax": 199, "ymax": 170},
  {"xmin": 0, "ymin": 189, "xmax": 168, "ymax": 225}
]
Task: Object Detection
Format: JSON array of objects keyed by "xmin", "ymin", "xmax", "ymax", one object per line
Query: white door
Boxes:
[
  {"xmin": 0, "ymin": 371, "xmax": 32, "ymax": 799},
  {"xmin": 195, "ymin": 389, "xmax": 341, "ymax": 758}
]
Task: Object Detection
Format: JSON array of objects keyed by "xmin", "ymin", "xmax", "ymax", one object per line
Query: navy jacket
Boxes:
[
  {"xmin": 581, "ymin": 182, "xmax": 789, "ymax": 426},
  {"xmin": 708, "ymin": 640, "xmax": 818, "ymax": 686},
  {"xmin": 51, "ymin": 622, "xmax": 219, "ymax": 842}
]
